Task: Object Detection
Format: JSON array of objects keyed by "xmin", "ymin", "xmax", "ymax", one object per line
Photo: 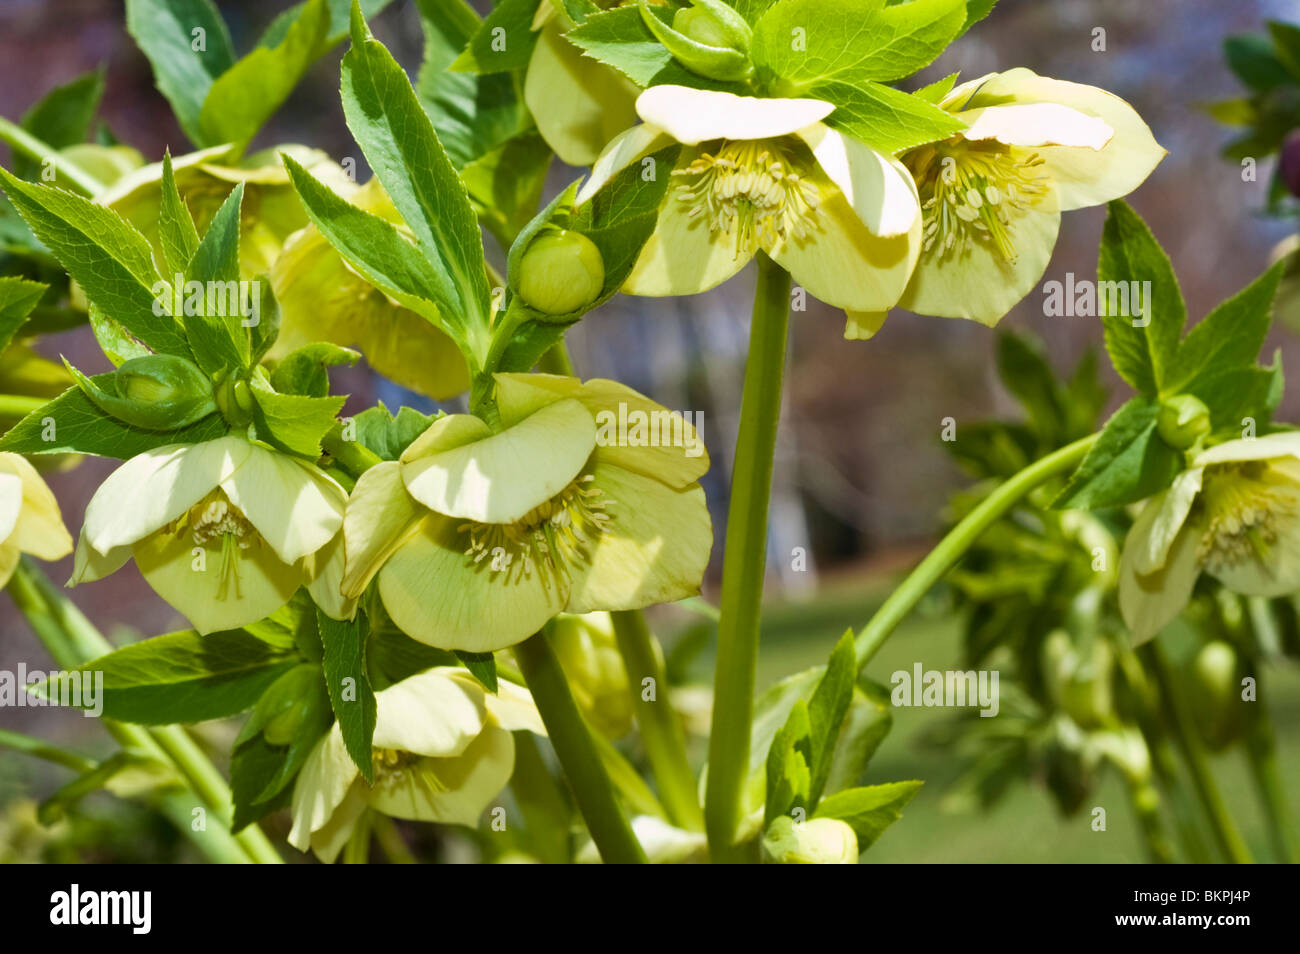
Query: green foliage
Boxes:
[{"xmin": 317, "ymin": 609, "xmax": 377, "ymax": 782}]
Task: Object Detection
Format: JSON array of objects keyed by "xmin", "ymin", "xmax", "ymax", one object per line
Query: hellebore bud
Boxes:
[
  {"xmin": 549, "ymin": 613, "xmax": 634, "ymax": 739},
  {"xmin": 762, "ymin": 816, "xmax": 859, "ymax": 864},
  {"xmin": 1192, "ymin": 640, "xmax": 1244, "ymax": 751},
  {"xmin": 639, "ymin": 0, "xmax": 753, "ymax": 82},
  {"xmin": 1156, "ymin": 393, "xmax": 1211, "ymax": 450},
  {"xmin": 249, "ymin": 664, "xmax": 326, "ymax": 748},
  {"xmin": 1042, "ymin": 630, "xmax": 1114, "ymax": 731},
  {"xmin": 70, "ymin": 353, "xmax": 218, "ymax": 430},
  {"xmin": 517, "ymin": 229, "xmax": 605, "ymax": 317}
]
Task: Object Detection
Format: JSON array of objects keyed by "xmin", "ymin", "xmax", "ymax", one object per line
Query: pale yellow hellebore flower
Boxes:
[
  {"xmin": 288, "ymin": 666, "xmax": 544, "ymax": 863},
  {"xmin": 577, "ymin": 85, "xmax": 923, "ymax": 321},
  {"xmin": 0, "ymin": 453, "xmax": 73, "ymax": 586},
  {"xmin": 1119, "ymin": 432, "xmax": 1300, "ymax": 643},
  {"xmin": 71, "ymin": 435, "xmax": 349, "ymax": 634}
]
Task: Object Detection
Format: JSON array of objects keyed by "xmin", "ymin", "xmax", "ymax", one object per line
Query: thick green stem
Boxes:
[
  {"xmin": 610, "ymin": 610, "xmax": 703, "ymax": 832},
  {"xmin": 1126, "ymin": 776, "xmax": 1175, "ymax": 864},
  {"xmin": 8, "ymin": 560, "xmax": 282, "ymax": 864},
  {"xmin": 515, "ymin": 629, "xmax": 646, "ymax": 863},
  {"xmin": 854, "ymin": 434, "xmax": 1096, "ymax": 669},
  {"xmin": 1243, "ymin": 696, "xmax": 1300, "ymax": 863},
  {"xmin": 1145, "ymin": 643, "xmax": 1253, "ymax": 864},
  {"xmin": 704, "ymin": 253, "xmax": 791, "ymax": 861},
  {"xmin": 0, "ymin": 117, "xmax": 104, "ymax": 195}
]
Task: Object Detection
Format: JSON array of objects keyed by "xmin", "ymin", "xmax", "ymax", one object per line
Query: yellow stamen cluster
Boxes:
[
  {"xmin": 371, "ymin": 748, "xmax": 446, "ymax": 794},
  {"xmin": 176, "ymin": 491, "xmax": 257, "ymax": 600},
  {"xmin": 673, "ymin": 139, "xmax": 819, "ymax": 258},
  {"xmin": 1197, "ymin": 462, "xmax": 1293, "ymax": 573},
  {"xmin": 908, "ymin": 141, "xmax": 1048, "ymax": 262},
  {"xmin": 460, "ymin": 474, "xmax": 611, "ymax": 590}
]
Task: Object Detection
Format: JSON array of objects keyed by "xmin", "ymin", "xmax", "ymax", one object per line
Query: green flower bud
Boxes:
[
  {"xmin": 549, "ymin": 612, "xmax": 633, "ymax": 739},
  {"xmin": 1192, "ymin": 640, "xmax": 1243, "ymax": 751},
  {"xmin": 639, "ymin": 0, "xmax": 753, "ymax": 82},
  {"xmin": 1156, "ymin": 394, "xmax": 1211, "ymax": 450},
  {"xmin": 762, "ymin": 816, "xmax": 859, "ymax": 864},
  {"xmin": 250, "ymin": 664, "xmax": 325, "ymax": 748},
  {"xmin": 517, "ymin": 230, "xmax": 606, "ymax": 317},
  {"xmin": 70, "ymin": 354, "xmax": 218, "ymax": 431}
]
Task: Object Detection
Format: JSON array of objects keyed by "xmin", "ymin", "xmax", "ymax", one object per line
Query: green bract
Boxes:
[{"xmin": 342, "ymin": 373, "xmax": 712, "ymax": 652}]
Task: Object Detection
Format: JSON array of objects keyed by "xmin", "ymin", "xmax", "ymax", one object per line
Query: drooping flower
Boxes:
[
  {"xmin": 888, "ymin": 68, "xmax": 1165, "ymax": 327},
  {"xmin": 1119, "ymin": 432, "xmax": 1300, "ymax": 643},
  {"xmin": 343, "ymin": 373, "xmax": 712, "ymax": 652},
  {"xmin": 70, "ymin": 435, "xmax": 348, "ymax": 633},
  {"xmin": 577, "ymin": 85, "xmax": 922, "ymax": 320},
  {"xmin": 268, "ymin": 178, "xmax": 470, "ymax": 400},
  {"xmin": 0, "ymin": 453, "xmax": 73, "ymax": 586},
  {"xmin": 288, "ymin": 666, "xmax": 544, "ymax": 863},
  {"xmin": 524, "ymin": 1, "xmax": 640, "ymax": 166}
]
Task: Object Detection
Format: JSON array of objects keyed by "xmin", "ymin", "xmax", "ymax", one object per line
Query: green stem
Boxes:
[
  {"xmin": 1125, "ymin": 775, "xmax": 1175, "ymax": 864},
  {"xmin": 372, "ymin": 814, "xmax": 417, "ymax": 864},
  {"xmin": 854, "ymin": 434, "xmax": 1097, "ymax": 669},
  {"xmin": 0, "ymin": 117, "xmax": 105, "ymax": 195},
  {"xmin": 1243, "ymin": 691, "xmax": 1300, "ymax": 863},
  {"xmin": 343, "ymin": 809, "xmax": 372, "ymax": 864},
  {"xmin": 8, "ymin": 560, "xmax": 282, "ymax": 864},
  {"xmin": 610, "ymin": 610, "xmax": 703, "ymax": 832},
  {"xmin": 1145, "ymin": 643, "xmax": 1253, "ymax": 864},
  {"xmin": 538, "ymin": 341, "xmax": 576, "ymax": 376},
  {"xmin": 0, "ymin": 728, "xmax": 96, "ymax": 773},
  {"xmin": 0, "ymin": 395, "xmax": 45, "ymax": 418},
  {"xmin": 705, "ymin": 253, "xmax": 791, "ymax": 861},
  {"xmin": 322, "ymin": 425, "xmax": 383, "ymax": 477},
  {"xmin": 515, "ymin": 629, "xmax": 647, "ymax": 863}
]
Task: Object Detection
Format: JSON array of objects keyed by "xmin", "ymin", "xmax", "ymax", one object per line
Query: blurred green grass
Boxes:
[{"xmin": 679, "ymin": 573, "xmax": 1300, "ymax": 864}]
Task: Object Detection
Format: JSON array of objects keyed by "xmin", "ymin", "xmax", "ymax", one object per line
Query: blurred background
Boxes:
[{"xmin": 1, "ymin": 0, "xmax": 1298, "ymax": 862}]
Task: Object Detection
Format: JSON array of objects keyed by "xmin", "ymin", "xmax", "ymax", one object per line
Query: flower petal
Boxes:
[
  {"xmin": 1194, "ymin": 431, "xmax": 1300, "ymax": 467},
  {"xmin": 288, "ymin": 727, "xmax": 359, "ymax": 855},
  {"xmin": 134, "ymin": 527, "xmax": 301, "ymax": 635},
  {"xmin": 402, "ymin": 400, "xmax": 596, "ymax": 524},
  {"xmin": 1119, "ymin": 503, "xmax": 1202, "ymax": 644},
  {"xmin": 305, "ymin": 531, "xmax": 354, "ymax": 621},
  {"xmin": 222, "ymin": 445, "xmax": 345, "ymax": 565},
  {"xmin": 83, "ymin": 436, "xmax": 249, "ymax": 555},
  {"xmin": 770, "ymin": 170, "xmax": 921, "ymax": 312},
  {"xmin": 444, "ymin": 670, "xmax": 547, "ymax": 734},
  {"xmin": 0, "ymin": 473, "xmax": 21, "ymax": 544},
  {"xmin": 373, "ymin": 667, "xmax": 488, "ymax": 758},
  {"xmin": 565, "ymin": 463, "xmax": 712, "ymax": 615},
  {"xmin": 378, "ymin": 514, "xmax": 569, "ymax": 652},
  {"xmin": 368, "ymin": 726, "xmax": 515, "ymax": 827},
  {"xmin": 1134, "ymin": 468, "xmax": 1203, "ymax": 575},
  {"xmin": 341, "ymin": 460, "xmax": 426, "ymax": 599},
  {"xmin": 898, "ymin": 207, "xmax": 1060, "ymax": 324},
  {"xmin": 796, "ymin": 125, "xmax": 920, "ymax": 237},
  {"xmin": 961, "ymin": 103, "xmax": 1112, "ymax": 149},
  {"xmin": 577, "ymin": 123, "xmax": 674, "ymax": 204},
  {"xmin": 494, "ymin": 373, "xmax": 710, "ymax": 487},
  {"xmin": 622, "ymin": 175, "xmax": 753, "ymax": 296},
  {"xmin": 0, "ymin": 454, "xmax": 73, "ymax": 560},
  {"xmin": 69, "ymin": 532, "xmax": 131, "ymax": 585},
  {"xmin": 843, "ymin": 310, "xmax": 888, "ymax": 340},
  {"xmin": 636, "ymin": 86, "xmax": 833, "ymax": 145},
  {"xmin": 526, "ymin": 20, "xmax": 642, "ymax": 167}
]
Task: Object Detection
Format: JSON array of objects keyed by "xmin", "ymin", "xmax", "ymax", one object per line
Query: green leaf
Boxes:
[
  {"xmin": 367, "ymin": 625, "xmax": 458, "ymax": 689},
  {"xmin": 125, "ymin": 0, "xmax": 236, "ymax": 145},
  {"xmin": 234, "ymin": 663, "xmax": 333, "ymax": 803},
  {"xmin": 270, "ymin": 341, "xmax": 359, "ymax": 398},
  {"xmin": 450, "ymin": 0, "xmax": 543, "ymax": 74},
  {"xmin": 197, "ymin": 0, "xmax": 332, "ymax": 155},
  {"xmin": 455, "ymin": 650, "xmax": 498, "ymax": 693},
  {"xmin": 958, "ymin": 0, "xmax": 998, "ymax": 37},
  {"xmin": 753, "ymin": 0, "xmax": 966, "ymax": 86},
  {"xmin": 765, "ymin": 699, "xmax": 812, "ymax": 823},
  {"xmin": 817, "ymin": 79, "xmax": 967, "ymax": 154},
  {"xmin": 567, "ymin": 6, "xmax": 725, "ymax": 89},
  {"xmin": 1166, "ymin": 261, "xmax": 1283, "ymax": 393},
  {"xmin": 1191, "ymin": 354, "xmax": 1284, "ymax": 433},
  {"xmin": 14, "ymin": 70, "xmax": 105, "ymax": 181},
  {"xmin": 0, "ymin": 377, "xmax": 228, "ymax": 458},
  {"xmin": 281, "ymin": 155, "xmax": 450, "ymax": 329},
  {"xmin": 1224, "ymin": 33, "xmax": 1292, "ymax": 92},
  {"xmin": 996, "ymin": 330, "xmax": 1065, "ymax": 441},
  {"xmin": 57, "ymin": 628, "xmax": 298, "ymax": 724},
  {"xmin": 813, "ymin": 779, "xmax": 923, "ymax": 849},
  {"xmin": 0, "ymin": 167, "xmax": 189, "ymax": 358},
  {"xmin": 340, "ymin": 14, "xmax": 492, "ymax": 329},
  {"xmin": 317, "ymin": 608, "xmax": 377, "ymax": 782},
  {"xmin": 184, "ymin": 183, "xmax": 250, "ymax": 374},
  {"xmin": 1096, "ymin": 200, "xmax": 1185, "ymax": 396},
  {"xmin": 416, "ymin": 0, "xmax": 529, "ymax": 169},
  {"xmin": 230, "ymin": 736, "xmax": 295, "ymax": 830},
  {"xmin": 249, "ymin": 377, "xmax": 344, "ymax": 459},
  {"xmin": 0, "ymin": 277, "xmax": 47, "ymax": 351},
  {"xmin": 158, "ymin": 151, "xmax": 201, "ymax": 277},
  {"xmin": 1268, "ymin": 21, "xmax": 1300, "ymax": 81},
  {"xmin": 261, "ymin": 0, "xmax": 394, "ymax": 48},
  {"xmin": 351, "ymin": 402, "xmax": 440, "ymax": 460},
  {"xmin": 913, "ymin": 71, "xmax": 959, "ymax": 104},
  {"xmin": 463, "ymin": 130, "xmax": 553, "ymax": 249},
  {"xmin": 805, "ymin": 630, "xmax": 855, "ymax": 807},
  {"xmin": 1052, "ymin": 398, "xmax": 1182, "ymax": 510}
]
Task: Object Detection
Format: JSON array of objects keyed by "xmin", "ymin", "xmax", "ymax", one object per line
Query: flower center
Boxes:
[
  {"xmin": 460, "ymin": 474, "xmax": 611, "ymax": 590},
  {"xmin": 672, "ymin": 139, "xmax": 819, "ymax": 258},
  {"xmin": 1197, "ymin": 462, "xmax": 1294, "ymax": 573},
  {"xmin": 176, "ymin": 491, "xmax": 257, "ymax": 601},
  {"xmin": 907, "ymin": 141, "xmax": 1048, "ymax": 262},
  {"xmin": 371, "ymin": 748, "xmax": 447, "ymax": 793}
]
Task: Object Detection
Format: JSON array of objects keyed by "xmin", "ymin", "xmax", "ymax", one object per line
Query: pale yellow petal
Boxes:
[
  {"xmin": 796, "ymin": 125, "xmax": 920, "ymax": 237},
  {"xmin": 636, "ymin": 86, "xmax": 833, "ymax": 145}
]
